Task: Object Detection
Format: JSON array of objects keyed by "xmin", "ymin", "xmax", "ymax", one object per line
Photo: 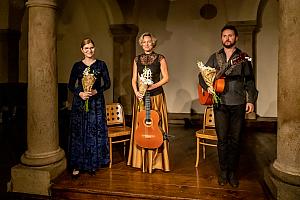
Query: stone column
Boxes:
[
  {"xmin": 109, "ymin": 24, "xmax": 138, "ymax": 115},
  {"xmin": 9, "ymin": 0, "xmax": 66, "ymax": 196},
  {"xmin": 229, "ymin": 20, "xmax": 258, "ymax": 119},
  {"xmin": 264, "ymin": 1, "xmax": 300, "ymax": 199}
]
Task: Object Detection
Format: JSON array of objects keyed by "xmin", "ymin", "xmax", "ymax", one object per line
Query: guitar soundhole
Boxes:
[{"xmin": 145, "ymin": 119, "xmax": 152, "ymax": 125}]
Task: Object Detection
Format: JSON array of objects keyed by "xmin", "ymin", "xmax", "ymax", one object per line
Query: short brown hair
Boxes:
[
  {"xmin": 80, "ymin": 38, "xmax": 95, "ymax": 48},
  {"xmin": 221, "ymin": 25, "xmax": 238, "ymax": 36}
]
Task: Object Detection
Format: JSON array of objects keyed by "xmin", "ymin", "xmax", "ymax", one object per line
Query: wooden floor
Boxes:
[
  {"xmin": 0, "ymin": 108, "xmax": 277, "ymax": 199},
  {"xmin": 51, "ymin": 123, "xmax": 276, "ymax": 200}
]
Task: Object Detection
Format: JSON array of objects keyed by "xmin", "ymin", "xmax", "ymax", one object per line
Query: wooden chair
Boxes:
[
  {"xmin": 106, "ymin": 103, "xmax": 131, "ymax": 168},
  {"xmin": 195, "ymin": 106, "xmax": 218, "ymax": 167}
]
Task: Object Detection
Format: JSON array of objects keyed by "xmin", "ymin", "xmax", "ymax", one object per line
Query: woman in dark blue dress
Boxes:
[{"xmin": 68, "ymin": 38, "xmax": 111, "ymax": 177}]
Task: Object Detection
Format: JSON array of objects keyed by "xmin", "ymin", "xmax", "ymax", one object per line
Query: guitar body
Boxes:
[
  {"xmin": 134, "ymin": 91, "xmax": 163, "ymax": 149},
  {"xmin": 135, "ymin": 109, "xmax": 163, "ymax": 149},
  {"xmin": 198, "ymin": 78, "xmax": 225, "ymax": 105}
]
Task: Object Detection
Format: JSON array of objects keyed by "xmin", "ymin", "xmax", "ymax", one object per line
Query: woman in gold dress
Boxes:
[{"xmin": 127, "ymin": 32, "xmax": 170, "ymax": 173}]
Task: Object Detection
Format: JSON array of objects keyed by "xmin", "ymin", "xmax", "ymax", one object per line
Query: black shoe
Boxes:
[
  {"xmin": 218, "ymin": 170, "xmax": 228, "ymax": 186},
  {"xmin": 88, "ymin": 170, "xmax": 96, "ymax": 176},
  {"xmin": 228, "ymin": 172, "xmax": 239, "ymax": 188},
  {"xmin": 101, "ymin": 163, "xmax": 109, "ymax": 168},
  {"xmin": 72, "ymin": 169, "xmax": 80, "ymax": 179}
]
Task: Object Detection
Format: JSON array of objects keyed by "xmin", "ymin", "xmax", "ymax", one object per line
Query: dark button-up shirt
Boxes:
[{"xmin": 198, "ymin": 48, "xmax": 258, "ymax": 105}]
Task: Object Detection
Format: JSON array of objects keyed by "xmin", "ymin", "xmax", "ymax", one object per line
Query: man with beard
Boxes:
[{"xmin": 198, "ymin": 25, "xmax": 258, "ymax": 187}]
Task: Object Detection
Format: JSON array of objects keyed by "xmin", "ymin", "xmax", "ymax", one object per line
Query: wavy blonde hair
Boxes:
[{"xmin": 138, "ymin": 32, "xmax": 157, "ymax": 48}]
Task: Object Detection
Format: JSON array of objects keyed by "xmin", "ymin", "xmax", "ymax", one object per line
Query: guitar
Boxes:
[
  {"xmin": 198, "ymin": 53, "xmax": 251, "ymax": 105},
  {"xmin": 198, "ymin": 78, "xmax": 225, "ymax": 105},
  {"xmin": 134, "ymin": 91, "xmax": 164, "ymax": 149}
]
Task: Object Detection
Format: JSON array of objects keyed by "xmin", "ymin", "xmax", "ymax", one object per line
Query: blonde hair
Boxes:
[
  {"xmin": 138, "ymin": 32, "xmax": 157, "ymax": 48},
  {"xmin": 80, "ymin": 38, "xmax": 95, "ymax": 48}
]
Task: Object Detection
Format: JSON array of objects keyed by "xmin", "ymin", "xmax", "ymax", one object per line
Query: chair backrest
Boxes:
[
  {"xmin": 203, "ymin": 106, "xmax": 215, "ymax": 129},
  {"xmin": 106, "ymin": 103, "xmax": 125, "ymax": 126}
]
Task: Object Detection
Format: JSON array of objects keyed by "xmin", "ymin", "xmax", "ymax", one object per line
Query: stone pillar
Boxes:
[
  {"xmin": 229, "ymin": 20, "xmax": 258, "ymax": 119},
  {"xmin": 9, "ymin": 0, "xmax": 66, "ymax": 196},
  {"xmin": 109, "ymin": 24, "xmax": 138, "ymax": 115},
  {"xmin": 264, "ymin": 1, "xmax": 300, "ymax": 199}
]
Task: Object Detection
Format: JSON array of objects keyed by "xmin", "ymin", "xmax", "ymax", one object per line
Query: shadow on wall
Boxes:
[
  {"xmin": 191, "ymin": 98, "xmax": 205, "ymax": 114},
  {"xmin": 171, "ymin": 87, "xmax": 205, "ymax": 114},
  {"xmin": 172, "ymin": 88, "xmax": 192, "ymax": 113},
  {"xmin": 117, "ymin": 74, "xmax": 132, "ymax": 115}
]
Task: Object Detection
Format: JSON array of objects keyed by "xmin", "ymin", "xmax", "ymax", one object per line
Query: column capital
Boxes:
[{"xmin": 26, "ymin": 0, "xmax": 57, "ymax": 9}]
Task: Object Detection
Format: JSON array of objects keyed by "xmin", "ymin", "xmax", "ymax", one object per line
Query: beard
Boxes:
[{"xmin": 222, "ymin": 40, "xmax": 236, "ymax": 48}]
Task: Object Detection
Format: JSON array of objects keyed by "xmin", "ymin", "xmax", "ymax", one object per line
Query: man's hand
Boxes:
[
  {"xmin": 246, "ymin": 103, "xmax": 254, "ymax": 113},
  {"xmin": 207, "ymin": 86, "xmax": 214, "ymax": 94}
]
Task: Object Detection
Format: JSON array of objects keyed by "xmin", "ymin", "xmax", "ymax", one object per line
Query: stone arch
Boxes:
[
  {"xmin": 256, "ymin": 0, "xmax": 269, "ymax": 28},
  {"xmin": 99, "ymin": 0, "xmax": 124, "ymax": 25}
]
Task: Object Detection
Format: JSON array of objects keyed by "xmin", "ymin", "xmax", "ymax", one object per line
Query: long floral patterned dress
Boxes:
[{"xmin": 68, "ymin": 59, "xmax": 111, "ymax": 172}]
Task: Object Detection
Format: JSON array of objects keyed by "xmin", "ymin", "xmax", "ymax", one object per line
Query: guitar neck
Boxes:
[
  {"xmin": 216, "ymin": 62, "xmax": 231, "ymax": 79},
  {"xmin": 145, "ymin": 92, "xmax": 151, "ymax": 122},
  {"xmin": 215, "ymin": 53, "xmax": 249, "ymax": 79}
]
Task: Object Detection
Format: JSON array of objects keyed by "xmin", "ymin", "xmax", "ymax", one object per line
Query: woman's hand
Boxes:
[
  {"xmin": 134, "ymin": 90, "xmax": 144, "ymax": 100},
  {"xmin": 79, "ymin": 91, "xmax": 92, "ymax": 100},
  {"xmin": 90, "ymin": 89, "xmax": 98, "ymax": 96},
  {"xmin": 147, "ymin": 84, "xmax": 156, "ymax": 91}
]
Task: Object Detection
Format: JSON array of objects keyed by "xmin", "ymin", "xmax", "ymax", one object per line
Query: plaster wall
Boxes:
[
  {"xmin": 256, "ymin": 0, "xmax": 278, "ymax": 117},
  {"xmin": 135, "ymin": 0, "xmax": 277, "ymax": 116},
  {"xmin": 17, "ymin": 0, "xmax": 278, "ymax": 116}
]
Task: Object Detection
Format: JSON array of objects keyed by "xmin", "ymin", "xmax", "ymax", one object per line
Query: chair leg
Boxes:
[
  {"xmin": 195, "ymin": 137, "xmax": 200, "ymax": 167},
  {"xmin": 109, "ymin": 137, "xmax": 112, "ymax": 168},
  {"xmin": 123, "ymin": 141, "xmax": 126, "ymax": 159},
  {"xmin": 202, "ymin": 140, "xmax": 206, "ymax": 160},
  {"xmin": 141, "ymin": 148, "xmax": 146, "ymax": 173},
  {"xmin": 148, "ymin": 149, "xmax": 153, "ymax": 174}
]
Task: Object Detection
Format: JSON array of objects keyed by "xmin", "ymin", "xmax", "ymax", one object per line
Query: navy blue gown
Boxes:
[{"xmin": 68, "ymin": 59, "xmax": 111, "ymax": 172}]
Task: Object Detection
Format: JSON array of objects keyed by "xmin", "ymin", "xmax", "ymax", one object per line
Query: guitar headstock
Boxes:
[{"xmin": 230, "ymin": 52, "xmax": 252, "ymax": 66}]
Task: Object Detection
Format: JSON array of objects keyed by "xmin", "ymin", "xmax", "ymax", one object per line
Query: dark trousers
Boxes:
[{"xmin": 213, "ymin": 104, "xmax": 245, "ymax": 172}]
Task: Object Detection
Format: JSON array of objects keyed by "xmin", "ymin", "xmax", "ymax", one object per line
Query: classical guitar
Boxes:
[
  {"xmin": 198, "ymin": 53, "xmax": 251, "ymax": 105},
  {"xmin": 134, "ymin": 92, "xmax": 164, "ymax": 149},
  {"xmin": 198, "ymin": 78, "xmax": 225, "ymax": 105}
]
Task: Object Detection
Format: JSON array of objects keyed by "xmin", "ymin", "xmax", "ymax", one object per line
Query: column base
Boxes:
[
  {"xmin": 8, "ymin": 157, "xmax": 66, "ymax": 196},
  {"xmin": 264, "ymin": 164, "xmax": 300, "ymax": 200}
]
